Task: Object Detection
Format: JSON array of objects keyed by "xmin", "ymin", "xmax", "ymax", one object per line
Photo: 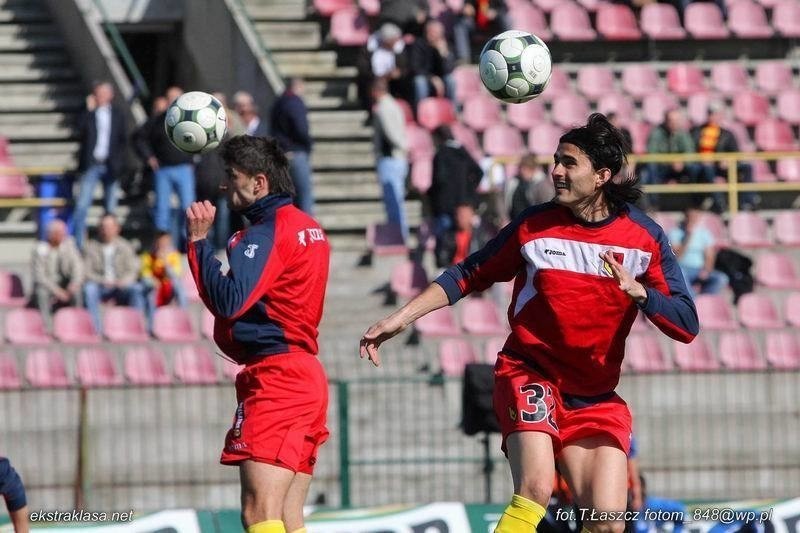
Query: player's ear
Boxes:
[
  {"xmin": 254, "ymin": 172, "xmax": 270, "ymax": 195},
  {"xmin": 595, "ymin": 167, "xmax": 612, "ymax": 188}
]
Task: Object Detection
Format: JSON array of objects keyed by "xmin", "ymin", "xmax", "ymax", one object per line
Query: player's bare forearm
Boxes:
[{"xmin": 393, "ymin": 283, "xmax": 450, "ymax": 328}]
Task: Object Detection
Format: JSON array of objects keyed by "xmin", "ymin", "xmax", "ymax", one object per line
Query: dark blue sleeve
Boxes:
[
  {"xmin": 289, "ymin": 98, "xmax": 312, "ymax": 151},
  {"xmin": 0, "ymin": 458, "xmax": 27, "ymax": 512}
]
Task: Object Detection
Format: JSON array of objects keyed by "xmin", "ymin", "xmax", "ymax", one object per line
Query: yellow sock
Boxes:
[
  {"xmin": 581, "ymin": 528, "xmax": 592, "ymax": 533},
  {"xmin": 247, "ymin": 520, "xmax": 285, "ymax": 533},
  {"xmin": 494, "ymin": 494, "xmax": 546, "ymax": 532}
]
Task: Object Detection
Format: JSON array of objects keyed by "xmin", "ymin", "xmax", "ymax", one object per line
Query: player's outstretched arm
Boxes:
[{"xmin": 359, "ymin": 283, "xmax": 449, "ymax": 367}]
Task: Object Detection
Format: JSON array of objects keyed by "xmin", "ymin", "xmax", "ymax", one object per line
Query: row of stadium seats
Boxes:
[
  {"xmin": 692, "ymin": 293, "xmax": 800, "ymax": 330},
  {"xmin": 651, "ymin": 211, "xmax": 800, "ymax": 248}
]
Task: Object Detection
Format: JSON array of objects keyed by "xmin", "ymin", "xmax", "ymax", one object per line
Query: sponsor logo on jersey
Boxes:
[
  {"xmin": 298, "ymin": 227, "xmax": 327, "ymax": 247},
  {"xmin": 544, "ymin": 249, "xmax": 566, "ymax": 256},
  {"xmin": 232, "ymin": 402, "xmax": 245, "ymax": 438},
  {"xmin": 244, "ymin": 243, "xmax": 259, "ymax": 258},
  {"xmin": 298, "ymin": 230, "xmax": 307, "ymax": 246}
]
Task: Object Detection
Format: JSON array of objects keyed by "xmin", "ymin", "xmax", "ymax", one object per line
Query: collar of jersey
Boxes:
[
  {"xmin": 242, "ymin": 193, "xmax": 293, "ymax": 224},
  {"xmin": 566, "ymin": 203, "xmax": 626, "ymax": 228}
]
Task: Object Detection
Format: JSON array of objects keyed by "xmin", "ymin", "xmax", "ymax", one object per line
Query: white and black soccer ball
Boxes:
[
  {"xmin": 479, "ymin": 30, "xmax": 552, "ymax": 104},
  {"xmin": 164, "ymin": 91, "xmax": 228, "ymax": 154}
]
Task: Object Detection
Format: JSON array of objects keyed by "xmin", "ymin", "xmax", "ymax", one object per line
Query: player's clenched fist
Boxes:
[{"xmin": 186, "ymin": 200, "xmax": 216, "ymax": 242}]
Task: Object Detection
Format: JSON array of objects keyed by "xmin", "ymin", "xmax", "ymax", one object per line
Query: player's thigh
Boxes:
[
  {"xmin": 239, "ymin": 459, "xmax": 295, "ymax": 508},
  {"xmin": 505, "ymin": 430, "xmax": 557, "ymax": 501},
  {"xmin": 558, "ymin": 435, "xmax": 629, "ymax": 513},
  {"xmin": 283, "ymin": 472, "xmax": 313, "ymax": 528}
]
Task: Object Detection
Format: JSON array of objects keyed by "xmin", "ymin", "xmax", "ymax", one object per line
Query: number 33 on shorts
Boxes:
[{"xmin": 513, "ymin": 383, "xmax": 558, "ymax": 431}]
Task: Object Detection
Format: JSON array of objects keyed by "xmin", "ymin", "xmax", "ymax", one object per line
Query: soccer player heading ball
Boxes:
[{"xmin": 360, "ymin": 114, "xmax": 698, "ymax": 533}]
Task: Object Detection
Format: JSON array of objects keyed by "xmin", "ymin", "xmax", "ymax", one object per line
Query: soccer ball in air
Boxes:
[
  {"xmin": 479, "ymin": 30, "xmax": 552, "ymax": 104},
  {"xmin": 164, "ymin": 91, "xmax": 228, "ymax": 154}
]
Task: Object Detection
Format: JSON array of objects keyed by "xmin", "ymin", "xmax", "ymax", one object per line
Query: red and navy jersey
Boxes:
[
  {"xmin": 435, "ymin": 202, "xmax": 698, "ymax": 396},
  {"xmin": 188, "ymin": 194, "xmax": 330, "ymax": 364}
]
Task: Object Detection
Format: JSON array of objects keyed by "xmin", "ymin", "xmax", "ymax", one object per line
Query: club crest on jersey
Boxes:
[
  {"xmin": 244, "ymin": 243, "xmax": 259, "ymax": 258},
  {"xmin": 508, "ymin": 407, "xmax": 517, "ymax": 421},
  {"xmin": 601, "ymin": 251, "xmax": 625, "ymax": 276}
]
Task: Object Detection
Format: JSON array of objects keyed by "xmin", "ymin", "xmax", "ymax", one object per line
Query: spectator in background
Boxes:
[
  {"xmin": 368, "ymin": 23, "xmax": 410, "ymax": 102},
  {"xmin": 271, "ymin": 78, "xmax": 316, "ymax": 215},
  {"xmin": 607, "ymin": 112, "xmax": 633, "ymax": 152},
  {"xmin": 371, "ymin": 78, "xmax": 410, "ymax": 242},
  {"xmin": 30, "ymin": 219, "xmax": 84, "ymax": 330},
  {"xmin": 668, "ymin": 204, "xmax": 728, "ymax": 297},
  {"xmin": 505, "ymin": 153, "xmax": 554, "ymax": 220},
  {"xmin": 377, "ymin": 0, "xmax": 428, "ymax": 36},
  {"xmin": 646, "ymin": 109, "xmax": 699, "ymax": 185},
  {"xmin": 410, "ymin": 19, "xmax": 457, "ymax": 106},
  {"xmin": 233, "ymin": 90, "xmax": 269, "ymax": 136},
  {"xmin": 214, "ymin": 91, "xmax": 246, "ymax": 138},
  {"xmin": 453, "ymin": 0, "xmax": 510, "ymax": 62},
  {"xmin": 73, "ymin": 81, "xmax": 128, "ymax": 250},
  {"xmin": 83, "ymin": 214, "xmax": 146, "ymax": 334},
  {"xmin": 632, "ymin": 473, "xmax": 687, "ymax": 533},
  {"xmin": 434, "ymin": 202, "xmax": 494, "ymax": 267},
  {"xmin": 140, "ymin": 231, "xmax": 186, "ymax": 335},
  {"xmin": 0, "ymin": 457, "xmax": 29, "ymax": 533}
]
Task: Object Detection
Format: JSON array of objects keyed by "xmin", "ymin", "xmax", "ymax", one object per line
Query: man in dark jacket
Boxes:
[{"xmin": 409, "ymin": 19, "xmax": 456, "ymax": 106}]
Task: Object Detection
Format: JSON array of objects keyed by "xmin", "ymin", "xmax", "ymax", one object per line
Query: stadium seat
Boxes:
[
  {"xmin": 729, "ymin": 1, "xmax": 774, "ymax": 37},
  {"xmin": 201, "ymin": 307, "xmax": 215, "ymax": 340},
  {"xmin": 484, "ymin": 336, "xmax": 506, "ymax": 364},
  {"xmin": 541, "ymin": 67, "xmax": 571, "ymax": 101},
  {"xmin": 666, "ymin": 64, "xmax": 706, "ymax": 97},
  {"xmin": 737, "ymin": 293, "xmax": 783, "ymax": 329},
  {"xmin": 506, "ymin": 99, "xmax": 546, "ymax": 132},
  {"xmin": 453, "ymin": 65, "xmax": 482, "ymax": 104},
  {"xmin": 764, "ymin": 331, "xmax": 800, "ymax": 369},
  {"xmin": 786, "ymin": 292, "xmax": 800, "ymax": 327},
  {"xmin": 651, "ymin": 212, "xmax": 678, "ymax": 234},
  {"xmin": 314, "ymin": 0, "xmax": 353, "ymax": 17},
  {"xmin": 627, "ymin": 121, "xmax": 652, "ymax": 154},
  {"xmin": 641, "ymin": 92, "xmax": 679, "ymax": 125},
  {"xmin": 366, "ymin": 222, "xmax": 407, "ymax": 255},
  {"xmin": 754, "ymin": 61, "xmax": 794, "ymax": 94},
  {"xmin": 438, "ymin": 338, "xmax": 477, "ymax": 377},
  {"xmin": 0, "ymin": 173, "xmax": 31, "ymax": 198},
  {"xmin": 102, "ymin": 307, "xmax": 149, "ymax": 343},
  {"xmin": 697, "ymin": 211, "xmax": 729, "ymax": 247},
  {"xmin": 76, "ymin": 347, "xmax": 123, "ymax": 387},
  {"xmin": 722, "ymin": 119, "xmax": 757, "ymax": 152},
  {"xmin": 508, "ymin": 3, "xmax": 552, "ymax": 40},
  {"xmin": 25, "ymin": 349, "xmax": 70, "ymax": 388},
  {"xmin": 774, "ymin": 211, "xmax": 800, "ymax": 245},
  {"xmin": 711, "ymin": 63, "xmax": 750, "ymax": 95},
  {"xmin": 626, "ymin": 333, "xmax": 671, "ymax": 372},
  {"xmin": 0, "ymin": 352, "xmax": 21, "ymax": 389},
  {"xmin": 124, "ymin": 346, "xmax": 171, "ymax": 385},
  {"xmin": 773, "ymin": 0, "xmax": 800, "ymax": 37},
  {"xmin": 672, "ymin": 336, "xmax": 720, "ymax": 371},
  {"xmin": 181, "ymin": 269, "xmax": 201, "ymax": 304},
  {"xmin": 776, "ymin": 158, "xmax": 800, "ymax": 182},
  {"xmin": 576, "ymin": 65, "xmax": 616, "ymax": 100},
  {"xmin": 751, "ymin": 159, "xmax": 777, "ymax": 183},
  {"xmin": 174, "ymin": 344, "xmax": 218, "ymax": 384},
  {"xmin": 222, "ymin": 359, "xmax": 243, "ymax": 381},
  {"xmin": 329, "ymin": 6, "xmax": 369, "ymax": 46},
  {"xmin": 53, "ymin": 307, "xmax": 101, "ymax": 344},
  {"xmin": 396, "ymin": 98, "xmax": 415, "ymax": 124},
  {"xmin": 729, "ymin": 212, "xmax": 772, "ymax": 248},
  {"xmin": 528, "ymin": 122, "xmax": 564, "ymax": 156},
  {"xmin": 733, "ymin": 91, "xmax": 771, "ymax": 127},
  {"xmin": 415, "ymin": 306, "xmax": 460, "ymax": 337},
  {"xmin": 153, "ymin": 306, "xmax": 199, "ymax": 343},
  {"xmin": 631, "ymin": 311, "xmax": 651, "ymax": 332},
  {"xmin": 621, "ymin": 64, "xmax": 661, "ymax": 98},
  {"xmin": 390, "ymin": 260, "xmax": 428, "ymax": 300},
  {"xmin": 461, "ymin": 94, "xmax": 502, "ymax": 132},
  {"xmin": 410, "ymin": 157, "xmax": 433, "ymax": 193},
  {"xmin": 551, "ymin": 3, "xmax": 597, "ymax": 40},
  {"xmin": 686, "ymin": 93, "xmax": 716, "ymax": 126},
  {"xmin": 0, "ymin": 270, "xmax": 26, "ymax": 306},
  {"xmin": 719, "ymin": 332, "xmax": 766, "ymax": 370},
  {"xmin": 461, "ymin": 297, "xmax": 507, "ymax": 336},
  {"xmin": 597, "ymin": 93, "xmax": 635, "ymax": 124},
  {"xmin": 532, "ymin": 0, "xmax": 561, "ymax": 12},
  {"xmin": 684, "ymin": 2, "xmax": 731, "ymax": 38},
  {"xmin": 694, "ymin": 294, "xmax": 738, "ymax": 330},
  {"xmin": 358, "ymin": 0, "xmax": 379, "ymax": 16},
  {"xmin": 776, "ymin": 90, "xmax": 800, "ymax": 125},
  {"xmin": 640, "ymin": 3, "xmax": 687, "ymax": 39},
  {"xmin": 754, "ymin": 253, "xmax": 800, "ymax": 289},
  {"xmin": 406, "ymin": 124, "xmax": 435, "ymax": 163},
  {"xmin": 596, "ymin": 3, "xmax": 642, "ymax": 40},
  {"xmin": 550, "ymin": 93, "xmax": 591, "ymax": 128},
  {"xmin": 450, "ymin": 122, "xmax": 483, "ymax": 162},
  {"xmin": 754, "ymin": 119, "xmax": 797, "ymax": 151},
  {"xmin": 416, "ymin": 97, "xmax": 457, "ymax": 131},
  {"xmin": 482, "ymin": 124, "xmax": 525, "ymax": 157},
  {"xmin": 5, "ymin": 308, "xmax": 52, "ymax": 345}
]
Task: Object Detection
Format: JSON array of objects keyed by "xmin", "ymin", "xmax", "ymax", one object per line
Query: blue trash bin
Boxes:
[{"xmin": 37, "ymin": 174, "xmax": 73, "ymax": 241}]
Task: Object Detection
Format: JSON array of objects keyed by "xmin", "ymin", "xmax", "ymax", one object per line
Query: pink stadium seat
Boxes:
[
  {"xmin": 684, "ymin": 2, "xmax": 731, "ymax": 38},
  {"xmin": 528, "ymin": 122, "xmax": 564, "ymax": 157},
  {"xmin": 551, "ymin": 93, "xmax": 591, "ymax": 128},
  {"xmin": 461, "ymin": 94, "xmax": 502, "ymax": 132},
  {"xmin": 551, "ymin": 3, "xmax": 597, "ymax": 41},
  {"xmin": 181, "ymin": 269, "xmax": 201, "ymax": 304},
  {"xmin": 25, "ymin": 349, "xmax": 70, "ymax": 387},
  {"xmin": 201, "ymin": 308, "xmax": 215, "ymax": 340},
  {"xmin": 576, "ymin": 0, "xmax": 601, "ymax": 11},
  {"xmin": 729, "ymin": 1, "xmax": 774, "ymax": 38},
  {"xmin": 597, "ymin": 94, "xmax": 635, "ymax": 124},
  {"xmin": 774, "ymin": 211, "xmax": 800, "ymax": 245},
  {"xmin": 396, "ymin": 98, "xmax": 415, "ymax": 124},
  {"xmin": 53, "ymin": 307, "xmax": 101, "ymax": 344},
  {"xmin": 651, "ymin": 212, "xmax": 678, "ymax": 234},
  {"xmin": 410, "ymin": 157, "xmax": 432, "ymax": 194},
  {"xmin": 174, "ymin": 344, "xmax": 218, "ymax": 384},
  {"xmin": 222, "ymin": 359, "xmax": 243, "ymax": 381},
  {"xmin": 773, "ymin": 0, "xmax": 800, "ymax": 37},
  {"xmin": 776, "ymin": 158, "xmax": 800, "ymax": 181},
  {"xmin": 506, "ymin": 99, "xmax": 546, "ymax": 132},
  {"xmin": 508, "ymin": 3, "xmax": 552, "ymax": 40},
  {"xmin": 576, "ymin": 65, "xmax": 616, "ymax": 100},
  {"xmin": 417, "ymin": 97, "xmax": 457, "ymax": 131},
  {"xmin": 0, "ymin": 174, "xmax": 30, "ymax": 198},
  {"xmin": 626, "ymin": 333, "xmax": 671, "ymax": 372},
  {"xmin": 438, "ymin": 338, "xmax": 477, "ymax": 377},
  {"xmin": 776, "ymin": 90, "xmax": 800, "ymax": 125},
  {"xmin": 686, "ymin": 93, "xmax": 716, "ymax": 126},
  {"xmin": 755, "ymin": 252, "xmax": 800, "ymax": 289},
  {"xmin": 754, "ymin": 119, "xmax": 797, "ymax": 151},
  {"xmin": 482, "ymin": 124, "xmax": 525, "ymax": 157},
  {"xmin": 729, "ymin": 211, "xmax": 772, "ymax": 247},
  {"xmin": 722, "ymin": 120, "xmax": 756, "ymax": 152},
  {"xmin": 314, "ymin": 0, "xmax": 353, "ymax": 16},
  {"xmin": 76, "ymin": 347, "xmax": 122, "ymax": 387},
  {"xmin": 765, "ymin": 331, "xmax": 800, "ymax": 369},
  {"xmin": 0, "ymin": 352, "xmax": 21, "ymax": 389},
  {"xmin": 666, "ymin": 64, "xmax": 706, "ymax": 97},
  {"xmin": 390, "ymin": 260, "xmax": 428, "ymax": 300},
  {"xmin": 755, "ymin": 61, "xmax": 795, "ymax": 95},
  {"xmin": 461, "ymin": 297, "xmax": 507, "ymax": 336},
  {"xmin": 785, "ymin": 292, "xmax": 800, "ymax": 327},
  {"xmin": 627, "ymin": 121, "xmax": 652, "ymax": 154},
  {"xmin": 641, "ymin": 92, "xmax": 679, "ymax": 125},
  {"xmin": 366, "ymin": 222, "xmax": 406, "ymax": 255},
  {"xmin": 596, "ymin": 3, "xmax": 642, "ymax": 40},
  {"xmin": 711, "ymin": 63, "xmax": 750, "ymax": 95},
  {"xmin": 541, "ymin": 67, "xmax": 571, "ymax": 101},
  {"xmin": 640, "ymin": 3, "xmax": 687, "ymax": 39},
  {"xmin": 0, "ymin": 136, "xmax": 9, "ymax": 158},
  {"xmin": 621, "ymin": 64, "xmax": 661, "ymax": 99},
  {"xmin": 329, "ymin": 7, "xmax": 369, "ymax": 46},
  {"xmin": 359, "ymin": 0, "xmax": 379, "ymax": 15},
  {"xmin": 416, "ymin": 306, "xmax": 460, "ymax": 337},
  {"xmin": 733, "ymin": 91, "xmax": 771, "ymax": 126},
  {"xmin": 0, "ymin": 270, "xmax": 26, "ymax": 306},
  {"xmin": 153, "ymin": 306, "xmax": 199, "ymax": 343},
  {"xmin": 719, "ymin": 332, "xmax": 765, "ymax": 370},
  {"xmin": 5, "ymin": 308, "xmax": 52, "ymax": 345},
  {"xmin": 631, "ymin": 311, "xmax": 651, "ymax": 333},
  {"xmin": 533, "ymin": 0, "xmax": 562, "ymax": 12},
  {"xmin": 453, "ymin": 65, "xmax": 482, "ymax": 104},
  {"xmin": 102, "ymin": 307, "xmax": 149, "ymax": 343},
  {"xmin": 737, "ymin": 293, "xmax": 783, "ymax": 329},
  {"xmin": 751, "ymin": 159, "xmax": 777, "ymax": 183},
  {"xmin": 451, "ymin": 122, "xmax": 483, "ymax": 161},
  {"xmin": 673, "ymin": 336, "xmax": 720, "ymax": 371},
  {"xmin": 694, "ymin": 294, "xmax": 738, "ymax": 330},
  {"xmin": 484, "ymin": 336, "xmax": 506, "ymax": 364},
  {"xmin": 697, "ymin": 211, "xmax": 729, "ymax": 247},
  {"xmin": 406, "ymin": 124, "xmax": 434, "ymax": 163},
  {"xmin": 124, "ymin": 346, "xmax": 171, "ymax": 385}
]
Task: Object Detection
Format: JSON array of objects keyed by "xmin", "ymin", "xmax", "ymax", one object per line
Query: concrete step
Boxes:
[
  {"xmin": 0, "ymin": 125, "xmax": 75, "ymax": 141},
  {"xmin": 0, "ymin": 24, "xmax": 63, "ymax": 51},
  {"xmin": 0, "ymin": 64, "xmax": 77, "ymax": 81},
  {"xmin": 254, "ymin": 21, "xmax": 320, "ymax": 50},
  {"xmin": 312, "ymin": 142, "xmax": 375, "ymax": 170},
  {"xmin": 278, "ymin": 62, "xmax": 357, "ymax": 79},
  {"xmin": 0, "ymin": 7, "xmax": 50, "ymax": 23},
  {"xmin": 0, "ymin": 81, "xmax": 82, "ymax": 95},
  {"xmin": 316, "ymin": 199, "xmax": 422, "ymax": 231},
  {"xmin": 0, "ymin": 111, "xmax": 78, "ymax": 126},
  {"xmin": 7, "ymin": 150, "xmax": 75, "ymax": 169},
  {"xmin": 271, "ymin": 50, "xmax": 338, "ymax": 73},
  {"xmin": 315, "ymin": 181, "xmax": 379, "ymax": 201},
  {"xmin": 0, "ymin": 83, "xmax": 83, "ymax": 111},
  {"xmin": 242, "ymin": 1, "xmax": 307, "ymax": 21},
  {"xmin": 309, "ymin": 109, "xmax": 370, "ymax": 139},
  {"xmin": 0, "ymin": 51, "xmax": 69, "ymax": 66}
]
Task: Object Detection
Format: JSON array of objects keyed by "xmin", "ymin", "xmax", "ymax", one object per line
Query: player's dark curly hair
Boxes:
[
  {"xmin": 559, "ymin": 113, "xmax": 642, "ymax": 211},
  {"xmin": 219, "ymin": 135, "xmax": 296, "ymax": 196}
]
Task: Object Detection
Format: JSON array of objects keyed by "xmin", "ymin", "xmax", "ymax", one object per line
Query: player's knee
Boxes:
[{"xmin": 516, "ymin": 477, "xmax": 552, "ymax": 507}]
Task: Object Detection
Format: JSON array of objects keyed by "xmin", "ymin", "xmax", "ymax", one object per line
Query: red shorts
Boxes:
[
  {"xmin": 221, "ymin": 352, "xmax": 329, "ymax": 474},
  {"xmin": 493, "ymin": 353, "xmax": 632, "ymax": 456}
]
